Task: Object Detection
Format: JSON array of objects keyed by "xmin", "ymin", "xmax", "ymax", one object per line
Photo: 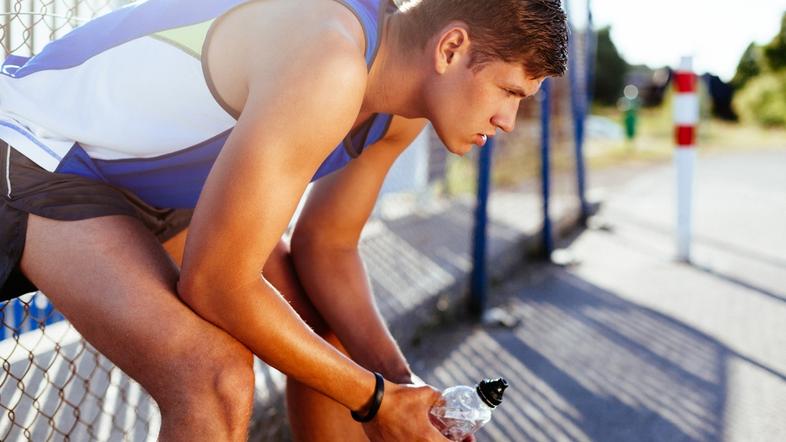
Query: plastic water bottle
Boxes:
[{"xmin": 429, "ymin": 378, "xmax": 508, "ymax": 441}]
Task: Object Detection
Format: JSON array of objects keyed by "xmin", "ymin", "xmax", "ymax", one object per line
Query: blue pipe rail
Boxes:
[
  {"xmin": 566, "ymin": 0, "xmax": 594, "ymax": 224},
  {"xmin": 1, "ymin": 293, "xmax": 64, "ymax": 340},
  {"xmin": 540, "ymin": 79, "xmax": 554, "ymax": 257},
  {"xmin": 470, "ymin": 138, "xmax": 494, "ymax": 317},
  {"xmin": 586, "ymin": 0, "xmax": 597, "ymax": 109}
]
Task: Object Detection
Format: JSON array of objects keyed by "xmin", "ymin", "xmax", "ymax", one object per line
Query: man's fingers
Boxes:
[
  {"xmin": 425, "ymin": 385, "xmax": 443, "ymax": 398},
  {"xmin": 425, "ymin": 424, "xmax": 451, "ymax": 441},
  {"xmin": 420, "ymin": 387, "xmax": 450, "ymax": 441}
]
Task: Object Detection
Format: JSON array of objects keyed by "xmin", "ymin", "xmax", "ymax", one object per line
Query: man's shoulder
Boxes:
[
  {"xmin": 242, "ymin": 2, "xmax": 368, "ymax": 93},
  {"xmin": 246, "ymin": 38, "xmax": 367, "ymax": 103}
]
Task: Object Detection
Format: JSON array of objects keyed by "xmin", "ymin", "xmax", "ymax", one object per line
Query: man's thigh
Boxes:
[{"xmin": 18, "ymin": 214, "xmax": 252, "ymax": 401}]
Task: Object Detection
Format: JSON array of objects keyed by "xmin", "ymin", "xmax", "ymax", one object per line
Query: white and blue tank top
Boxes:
[{"xmin": 0, "ymin": 0, "xmax": 394, "ymax": 208}]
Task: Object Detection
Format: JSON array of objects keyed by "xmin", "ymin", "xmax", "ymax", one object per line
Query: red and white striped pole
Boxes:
[{"xmin": 673, "ymin": 56, "xmax": 698, "ymax": 262}]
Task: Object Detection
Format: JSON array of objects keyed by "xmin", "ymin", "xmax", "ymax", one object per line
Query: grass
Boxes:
[
  {"xmin": 586, "ymin": 105, "xmax": 786, "ymax": 170},
  {"xmin": 443, "ymin": 101, "xmax": 786, "ymax": 197}
]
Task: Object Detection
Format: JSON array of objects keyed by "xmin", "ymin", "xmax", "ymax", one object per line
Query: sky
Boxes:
[{"xmin": 568, "ymin": 0, "xmax": 786, "ymax": 81}]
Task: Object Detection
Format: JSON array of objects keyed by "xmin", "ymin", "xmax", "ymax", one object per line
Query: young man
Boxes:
[{"xmin": 0, "ymin": 0, "xmax": 567, "ymax": 440}]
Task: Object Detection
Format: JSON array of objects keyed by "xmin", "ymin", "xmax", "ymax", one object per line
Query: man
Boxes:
[{"xmin": 0, "ymin": 0, "xmax": 567, "ymax": 440}]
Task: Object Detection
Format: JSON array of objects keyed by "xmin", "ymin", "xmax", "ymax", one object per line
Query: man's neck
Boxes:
[{"xmin": 361, "ymin": 12, "xmax": 426, "ymax": 119}]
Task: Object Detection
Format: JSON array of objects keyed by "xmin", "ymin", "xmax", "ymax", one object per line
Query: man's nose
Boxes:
[{"xmin": 491, "ymin": 103, "xmax": 518, "ymax": 133}]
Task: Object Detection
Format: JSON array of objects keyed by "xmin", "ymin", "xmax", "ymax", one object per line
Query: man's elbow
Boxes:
[
  {"xmin": 176, "ymin": 269, "xmax": 233, "ymax": 316},
  {"xmin": 176, "ymin": 272, "xmax": 242, "ymax": 333},
  {"xmin": 290, "ymin": 228, "xmax": 358, "ymax": 260}
]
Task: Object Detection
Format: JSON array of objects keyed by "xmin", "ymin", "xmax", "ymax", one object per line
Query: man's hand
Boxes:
[
  {"xmin": 362, "ymin": 381, "xmax": 449, "ymax": 442},
  {"xmin": 394, "ymin": 375, "xmax": 477, "ymax": 442}
]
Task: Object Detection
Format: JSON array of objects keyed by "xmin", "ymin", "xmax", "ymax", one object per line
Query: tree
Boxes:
[
  {"xmin": 731, "ymin": 43, "xmax": 762, "ymax": 90},
  {"xmin": 733, "ymin": 11, "xmax": 786, "ymax": 127},
  {"xmin": 764, "ymin": 12, "xmax": 786, "ymax": 71},
  {"xmin": 734, "ymin": 71, "xmax": 786, "ymax": 127},
  {"xmin": 592, "ymin": 26, "xmax": 629, "ymax": 105}
]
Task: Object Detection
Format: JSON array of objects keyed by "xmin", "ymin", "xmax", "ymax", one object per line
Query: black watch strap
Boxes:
[{"xmin": 351, "ymin": 372, "xmax": 385, "ymax": 423}]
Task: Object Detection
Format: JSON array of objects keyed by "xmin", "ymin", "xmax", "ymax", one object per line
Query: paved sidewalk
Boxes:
[{"xmin": 408, "ymin": 148, "xmax": 786, "ymax": 442}]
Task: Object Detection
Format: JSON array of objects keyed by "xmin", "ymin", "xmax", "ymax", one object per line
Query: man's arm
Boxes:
[
  {"xmin": 176, "ymin": 29, "xmax": 445, "ymax": 439},
  {"xmin": 290, "ymin": 116, "xmax": 428, "ymax": 383}
]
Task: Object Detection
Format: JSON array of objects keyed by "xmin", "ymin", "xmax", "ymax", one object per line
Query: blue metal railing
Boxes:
[
  {"xmin": 566, "ymin": 0, "xmax": 596, "ymax": 223},
  {"xmin": 540, "ymin": 79, "xmax": 555, "ymax": 257},
  {"xmin": 470, "ymin": 138, "xmax": 495, "ymax": 317},
  {"xmin": 469, "ymin": 1, "xmax": 595, "ymax": 315},
  {"xmin": 1, "ymin": 293, "xmax": 64, "ymax": 340}
]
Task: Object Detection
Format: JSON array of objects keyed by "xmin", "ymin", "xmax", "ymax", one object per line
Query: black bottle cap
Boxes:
[{"xmin": 476, "ymin": 378, "xmax": 508, "ymax": 408}]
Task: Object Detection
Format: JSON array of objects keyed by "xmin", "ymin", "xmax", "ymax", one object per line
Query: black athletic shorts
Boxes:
[{"xmin": 1, "ymin": 141, "xmax": 193, "ymax": 302}]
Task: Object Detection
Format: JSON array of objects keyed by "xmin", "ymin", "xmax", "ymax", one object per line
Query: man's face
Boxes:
[{"xmin": 425, "ymin": 58, "xmax": 544, "ymax": 156}]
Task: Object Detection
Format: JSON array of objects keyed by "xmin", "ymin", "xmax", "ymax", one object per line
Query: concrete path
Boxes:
[{"xmin": 409, "ymin": 148, "xmax": 786, "ymax": 442}]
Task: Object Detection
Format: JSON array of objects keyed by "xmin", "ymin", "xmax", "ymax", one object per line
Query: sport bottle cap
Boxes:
[{"xmin": 476, "ymin": 378, "xmax": 508, "ymax": 408}]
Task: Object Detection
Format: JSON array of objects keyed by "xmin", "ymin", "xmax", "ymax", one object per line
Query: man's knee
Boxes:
[
  {"xmin": 210, "ymin": 355, "xmax": 256, "ymax": 427},
  {"xmin": 153, "ymin": 342, "xmax": 255, "ymax": 425}
]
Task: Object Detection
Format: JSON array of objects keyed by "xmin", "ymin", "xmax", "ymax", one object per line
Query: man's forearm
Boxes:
[
  {"xmin": 178, "ymin": 275, "xmax": 379, "ymax": 410},
  {"xmin": 290, "ymin": 242, "xmax": 413, "ymax": 383}
]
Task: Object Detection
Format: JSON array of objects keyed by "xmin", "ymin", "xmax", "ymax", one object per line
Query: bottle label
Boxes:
[{"xmin": 444, "ymin": 409, "xmax": 491, "ymax": 422}]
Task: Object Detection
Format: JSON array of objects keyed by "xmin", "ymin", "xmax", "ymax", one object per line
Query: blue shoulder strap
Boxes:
[{"xmin": 335, "ymin": 0, "xmax": 391, "ymax": 68}]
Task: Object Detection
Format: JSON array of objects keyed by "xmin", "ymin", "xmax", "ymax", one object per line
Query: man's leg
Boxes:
[
  {"xmin": 263, "ymin": 241, "xmax": 369, "ymax": 442},
  {"xmin": 19, "ymin": 214, "xmax": 255, "ymax": 442}
]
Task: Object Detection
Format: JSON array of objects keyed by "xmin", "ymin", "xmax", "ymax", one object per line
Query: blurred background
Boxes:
[{"xmin": 1, "ymin": 0, "xmax": 785, "ymax": 441}]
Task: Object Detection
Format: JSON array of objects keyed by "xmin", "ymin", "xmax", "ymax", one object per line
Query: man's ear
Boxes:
[{"xmin": 433, "ymin": 22, "xmax": 471, "ymax": 74}]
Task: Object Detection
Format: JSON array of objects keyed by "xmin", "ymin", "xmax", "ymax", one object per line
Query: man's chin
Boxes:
[{"xmin": 444, "ymin": 141, "xmax": 474, "ymax": 157}]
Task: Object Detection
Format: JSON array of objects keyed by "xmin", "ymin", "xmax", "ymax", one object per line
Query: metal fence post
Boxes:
[
  {"xmin": 470, "ymin": 138, "xmax": 494, "ymax": 317},
  {"xmin": 566, "ymin": 0, "xmax": 590, "ymax": 224},
  {"xmin": 586, "ymin": 0, "xmax": 597, "ymax": 106},
  {"xmin": 2, "ymin": 0, "xmax": 10, "ymax": 56},
  {"xmin": 540, "ymin": 79, "xmax": 554, "ymax": 257}
]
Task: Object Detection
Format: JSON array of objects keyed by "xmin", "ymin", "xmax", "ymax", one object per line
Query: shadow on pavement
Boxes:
[
  {"xmin": 408, "ymin": 263, "xmax": 760, "ymax": 442},
  {"xmin": 607, "ymin": 209, "xmax": 786, "ymax": 273},
  {"xmin": 591, "ymin": 208, "xmax": 786, "ymax": 306},
  {"xmin": 691, "ymin": 263, "xmax": 786, "ymax": 305}
]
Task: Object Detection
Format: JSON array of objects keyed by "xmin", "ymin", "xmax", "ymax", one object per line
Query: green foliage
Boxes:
[
  {"xmin": 764, "ymin": 13, "xmax": 786, "ymax": 71},
  {"xmin": 731, "ymin": 43, "xmax": 762, "ymax": 90},
  {"xmin": 592, "ymin": 26, "xmax": 629, "ymax": 105},
  {"xmin": 732, "ymin": 12, "xmax": 786, "ymax": 126},
  {"xmin": 733, "ymin": 71, "xmax": 786, "ymax": 127}
]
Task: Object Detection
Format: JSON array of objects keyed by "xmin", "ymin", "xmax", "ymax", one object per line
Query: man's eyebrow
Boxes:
[{"xmin": 505, "ymin": 85, "xmax": 529, "ymax": 98}]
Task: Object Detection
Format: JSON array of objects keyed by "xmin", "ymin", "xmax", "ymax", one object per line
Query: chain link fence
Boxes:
[
  {"xmin": 1, "ymin": 293, "xmax": 159, "ymax": 440},
  {"xmin": 1, "ymin": 0, "xmax": 123, "ymax": 57},
  {"xmin": 0, "ymin": 2, "xmax": 166, "ymax": 440}
]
